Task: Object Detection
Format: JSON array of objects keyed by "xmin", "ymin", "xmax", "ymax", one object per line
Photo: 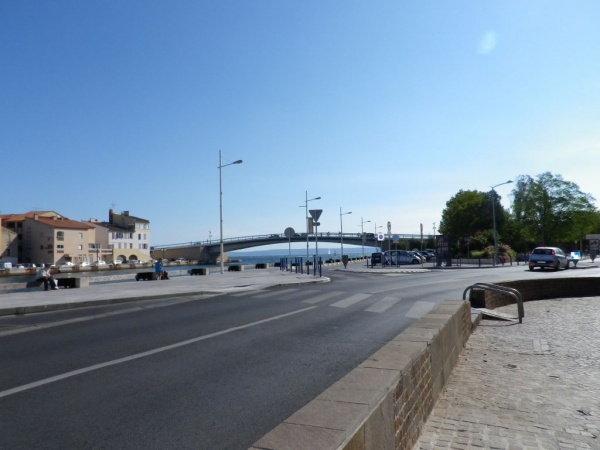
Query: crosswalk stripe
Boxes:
[
  {"xmin": 364, "ymin": 296, "xmax": 402, "ymax": 313},
  {"xmin": 253, "ymin": 288, "xmax": 299, "ymax": 299},
  {"xmin": 284, "ymin": 289, "xmax": 320, "ymax": 299},
  {"xmin": 405, "ymin": 301, "xmax": 435, "ymax": 318},
  {"xmin": 301, "ymin": 291, "xmax": 345, "ymax": 304},
  {"xmin": 330, "ymin": 293, "xmax": 371, "ymax": 308}
]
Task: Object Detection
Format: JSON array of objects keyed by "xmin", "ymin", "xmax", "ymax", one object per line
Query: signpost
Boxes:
[
  {"xmin": 309, "ymin": 209, "xmax": 323, "ymax": 268},
  {"xmin": 284, "ymin": 227, "xmax": 295, "ymax": 271}
]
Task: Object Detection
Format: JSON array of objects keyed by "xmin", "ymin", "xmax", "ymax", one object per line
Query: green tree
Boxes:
[
  {"xmin": 439, "ymin": 189, "xmax": 509, "ymax": 250},
  {"xmin": 511, "ymin": 172, "xmax": 598, "ymax": 246}
]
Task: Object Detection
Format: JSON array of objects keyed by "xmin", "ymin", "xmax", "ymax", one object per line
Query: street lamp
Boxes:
[
  {"xmin": 218, "ymin": 150, "xmax": 243, "ymax": 274},
  {"xmin": 491, "ymin": 179, "xmax": 512, "ymax": 267},
  {"xmin": 339, "ymin": 208, "xmax": 352, "ymax": 263},
  {"xmin": 359, "ymin": 217, "xmax": 371, "ymax": 258},
  {"xmin": 374, "ymin": 223, "xmax": 383, "ymax": 251},
  {"xmin": 300, "ymin": 192, "xmax": 321, "ymax": 261}
]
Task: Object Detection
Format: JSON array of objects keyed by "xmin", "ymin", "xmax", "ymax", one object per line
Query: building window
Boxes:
[
  {"xmin": 57, "ymin": 231, "xmax": 64, "ymax": 241},
  {"xmin": 79, "ymin": 232, "xmax": 83, "ymax": 239},
  {"xmin": 57, "ymin": 244, "xmax": 64, "ymax": 249},
  {"xmin": 78, "ymin": 245, "xmax": 83, "ymax": 250}
]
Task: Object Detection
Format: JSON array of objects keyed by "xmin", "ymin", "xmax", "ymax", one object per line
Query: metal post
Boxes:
[
  {"xmin": 301, "ymin": 192, "xmax": 321, "ymax": 261},
  {"xmin": 218, "ymin": 150, "xmax": 243, "ymax": 274},
  {"xmin": 340, "ymin": 208, "xmax": 352, "ymax": 264}
]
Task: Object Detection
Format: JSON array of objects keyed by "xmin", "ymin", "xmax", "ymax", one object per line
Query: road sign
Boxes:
[
  {"xmin": 392, "ymin": 234, "xmax": 399, "ymax": 241},
  {"xmin": 284, "ymin": 227, "xmax": 295, "ymax": 239},
  {"xmin": 377, "ymin": 233, "xmax": 385, "ymax": 241},
  {"xmin": 309, "ymin": 209, "xmax": 323, "ymax": 222}
]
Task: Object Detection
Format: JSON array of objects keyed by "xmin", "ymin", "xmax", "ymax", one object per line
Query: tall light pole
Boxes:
[
  {"xmin": 374, "ymin": 223, "xmax": 383, "ymax": 251},
  {"xmin": 300, "ymin": 192, "xmax": 321, "ymax": 261},
  {"xmin": 359, "ymin": 217, "xmax": 371, "ymax": 258},
  {"xmin": 491, "ymin": 180, "xmax": 512, "ymax": 267},
  {"xmin": 339, "ymin": 208, "xmax": 352, "ymax": 262},
  {"xmin": 218, "ymin": 150, "xmax": 243, "ymax": 274}
]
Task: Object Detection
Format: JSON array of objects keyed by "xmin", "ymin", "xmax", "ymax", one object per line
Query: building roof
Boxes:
[
  {"xmin": 0, "ymin": 211, "xmax": 64, "ymax": 223},
  {"xmin": 29, "ymin": 217, "xmax": 95, "ymax": 230}
]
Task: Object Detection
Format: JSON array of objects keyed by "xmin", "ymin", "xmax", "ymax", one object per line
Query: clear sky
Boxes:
[{"xmin": 2, "ymin": 1, "xmax": 599, "ymax": 247}]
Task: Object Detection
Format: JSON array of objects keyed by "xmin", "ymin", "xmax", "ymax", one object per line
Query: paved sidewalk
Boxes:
[
  {"xmin": 414, "ymin": 297, "xmax": 600, "ymax": 450},
  {"xmin": 0, "ymin": 268, "xmax": 330, "ymax": 316}
]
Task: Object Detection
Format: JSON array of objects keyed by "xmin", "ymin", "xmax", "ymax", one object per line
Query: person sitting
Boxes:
[{"xmin": 36, "ymin": 264, "xmax": 58, "ymax": 290}]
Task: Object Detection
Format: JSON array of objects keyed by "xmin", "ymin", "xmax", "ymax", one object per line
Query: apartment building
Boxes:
[
  {"xmin": 0, "ymin": 217, "xmax": 18, "ymax": 263},
  {"xmin": 107, "ymin": 209, "xmax": 151, "ymax": 262},
  {"xmin": 0, "ymin": 212, "xmax": 95, "ymax": 265},
  {"xmin": 0, "ymin": 210, "xmax": 151, "ymax": 265}
]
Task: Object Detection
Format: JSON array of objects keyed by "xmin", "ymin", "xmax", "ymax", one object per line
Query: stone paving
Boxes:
[{"xmin": 414, "ymin": 297, "xmax": 600, "ymax": 450}]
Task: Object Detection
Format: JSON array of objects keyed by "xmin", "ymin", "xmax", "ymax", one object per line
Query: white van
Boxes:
[{"xmin": 0, "ymin": 262, "xmax": 13, "ymax": 269}]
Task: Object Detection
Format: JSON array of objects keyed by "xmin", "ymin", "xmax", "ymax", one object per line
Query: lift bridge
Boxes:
[{"xmin": 150, "ymin": 232, "xmax": 428, "ymax": 264}]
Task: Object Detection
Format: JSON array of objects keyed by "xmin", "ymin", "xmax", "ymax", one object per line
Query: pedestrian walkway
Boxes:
[
  {"xmin": 0, "ymin": 268, "xmax": 330, "ymax": 316},
  {"xmin": 414, "ymin": 297, "xmax": 600, "ymax": 450}
]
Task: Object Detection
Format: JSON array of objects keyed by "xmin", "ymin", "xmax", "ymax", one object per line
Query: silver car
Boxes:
[{"xmin": 528, "ymin": 247, "xmax": 570, "ymax": 271}]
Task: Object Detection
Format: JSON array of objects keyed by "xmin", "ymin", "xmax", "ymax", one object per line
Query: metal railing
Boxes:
[{"xmin": 463, "ymin": 282, "xmax": 524, "ymax": 323}]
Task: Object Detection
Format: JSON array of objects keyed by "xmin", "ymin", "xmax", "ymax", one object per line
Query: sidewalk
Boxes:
[
  {"xmin": 0, "ymin": 268, "xmax": 330, "ymax": 316},
  {"xmin": 414, "ymin": 297, "xmax": 600, "ymax": 450}
]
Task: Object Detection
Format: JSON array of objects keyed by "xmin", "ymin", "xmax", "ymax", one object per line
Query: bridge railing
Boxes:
[{"xmin": 151, "ymin": 232, "xmax": 432, "ymax": 250}]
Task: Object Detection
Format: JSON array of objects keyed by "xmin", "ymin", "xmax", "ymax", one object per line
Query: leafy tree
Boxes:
[
  {"xmin": 439, "ymin": 189, "xmax": 509, "ymax": 250},
  {"xmin": 511, "ymin": 172, "xmax": 598, "ymax": 246}
]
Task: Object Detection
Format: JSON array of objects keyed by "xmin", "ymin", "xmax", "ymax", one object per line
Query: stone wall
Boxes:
[
  {"xmin": 250, "ymin": 300, "xmax": 473, "ymax": 450},
  {"xmin": 469, "ymin": 277, "xmax": 600, "ymax": 310}
]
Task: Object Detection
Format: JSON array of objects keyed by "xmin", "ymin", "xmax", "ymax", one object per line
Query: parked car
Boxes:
[
  {"xmin": 383, "ymin": 250, "xmax": 421, "ymax": 265},
  {"xmin": 371, "ymin": 252, "xmax": 383, "ymax": 266},
  {"xmin": 23, "ymin": 263, "xmax": 37, "ymax": 269},
  {"xmin": 93, "ymin": 260, "xmax": 107, "ymax": 266},
  {"xmin": 528, "ymin": 247, "xmax": 570, "ymax": 271}
]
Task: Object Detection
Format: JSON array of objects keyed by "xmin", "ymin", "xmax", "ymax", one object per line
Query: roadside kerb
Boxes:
[
  {"xmin": 250, "ymin": 300, "xmax": 473, "ymax": 450},
  {"xmin": 0, "ymin": 270, "xmax": 330, "ymax": 316}
]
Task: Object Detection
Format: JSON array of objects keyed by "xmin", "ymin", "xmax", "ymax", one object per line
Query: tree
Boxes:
[
  {"xmin": 511, "ymin": 172, "xmax": 598, "ymax": 246},
  {"xmin": 439, "ymin": 190, "xmax": 509, "ymax": 250}
]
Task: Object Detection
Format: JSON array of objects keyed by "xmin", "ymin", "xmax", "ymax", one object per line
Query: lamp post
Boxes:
[
  {"xmin": 300, "ymin": 192, "xmax": 321, "ymax": 261},
  {"xmin": 339, "ymin": 208, "xmax": 352, "ymax": 263},
  {"xmin": 491, "ymin": 180, "xmax": 512, "ymax": 267},
  {"xmin": 218, "ymin": 150, "xmax": 243, "ymax": 274},
  {"xmin": 374, "ymin": 223, "xmax": 383, "ymax": 251},
  {"xmin": 359, "ymin": 217, "xmax": 371, "ymax": 258}
]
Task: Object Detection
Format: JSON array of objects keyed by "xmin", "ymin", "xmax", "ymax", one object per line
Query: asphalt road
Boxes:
[{"xmin": 0, "ymin": 264, "xmax": 594, "ymax": 449}]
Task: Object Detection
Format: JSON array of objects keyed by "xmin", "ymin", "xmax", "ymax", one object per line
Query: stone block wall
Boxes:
[
  {"xmin": 471, "ymin": 277, "xmax": 600, "ymax": 310},
  {"xmin": 250, "ymin": 300, "xmax": 473, "ymax": 450}
]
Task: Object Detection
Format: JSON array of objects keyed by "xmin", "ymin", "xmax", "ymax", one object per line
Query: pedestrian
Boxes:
[
  {"xmin": 36, "ymin": 264, "xmax": 58, "ymax": 290},
  {"xmin": 155, "ymin": 259, "xmax": 163, "ymax": 280}
]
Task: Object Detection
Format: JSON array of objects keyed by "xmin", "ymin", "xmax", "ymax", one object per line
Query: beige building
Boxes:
[
  {"xmin": 107, "ymin": 209, "xmax": 151, "ymax": 262},
  {"xmin": 23, "ymin": 215, "xmax": 96, "ymax": 265},
  {"xmin": 0, "ymin": 210, "xmax": 152, "ymax": 265},
  {"xmin": 0, "ymin": 217, "xmax": 19, "ymax": 263}
]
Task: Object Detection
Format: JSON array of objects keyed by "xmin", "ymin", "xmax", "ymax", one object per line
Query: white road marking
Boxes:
[
  {"xmin": 330, "ymin": 293, "xmax": 371, "ymax": 308},
  {"xmin": 0, "ymin": 306, "xmax": 317, "ymax": 399},
  {"xmin": 0, "ymin": 295, "xmax": 219, "ymax": 337},
  {"xmin": 301, "ymin": 291, "xmax": 345, "ymax": 304},
  {"xmin": 364, "ymin": 296, "xmax": 402, "ymax": 314},
  {"xmin": 253, "ymin": 288, "xmax": 299, "ymax": 298},
  {"xmin": 405, "ymin": 301, "xmax": 435, "ymax": 319}
]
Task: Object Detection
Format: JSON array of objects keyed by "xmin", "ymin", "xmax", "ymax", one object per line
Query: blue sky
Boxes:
[{"xmin": 2, "ymin": 1, "xmax": 599, "ymax": 248}]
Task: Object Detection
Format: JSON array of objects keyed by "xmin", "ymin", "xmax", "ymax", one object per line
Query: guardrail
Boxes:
[{"xmin": 463, "ymin": 282, "xmax": 524, "ymax": 323}]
